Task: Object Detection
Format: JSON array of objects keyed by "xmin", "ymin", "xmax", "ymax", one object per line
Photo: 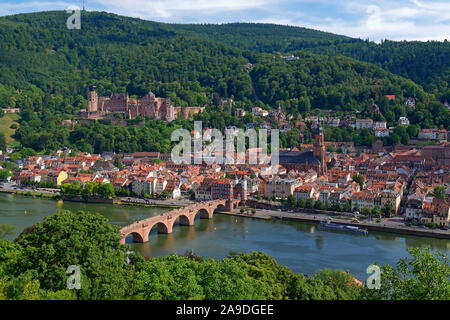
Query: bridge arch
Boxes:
[
  {"xmin": 214, "ymin": 203, "xmax": 227, "ymax": 212},
  {"xmin": 124, "ymin": 231, "xmax": 145, "ymax": 243},
  {"xmin": 169, "ymin": 214, "xmax": 194, "ymax": 230},
  {"xmin": 150, "ymin": 221, "xmax": 170, "ymax": 235},
  {"xmin": 195, "ymin": 208, "xmax": 212, "ymax": 219}
]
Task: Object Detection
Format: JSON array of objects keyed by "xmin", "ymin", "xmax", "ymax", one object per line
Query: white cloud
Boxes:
[
  {"xmin": 0, "ymin": 0, "xmax": 448, "ymax": 41},
  {"xmin": 91, "ymin": 0, "xmax": 273, "ymax": 19},
  {"xmin": 1, "ymin": 1, "xmax": 72, "ymax": 15},
  {"xmin": 263, "ymin": 1, "xmax": 450, "ymax": 41}
]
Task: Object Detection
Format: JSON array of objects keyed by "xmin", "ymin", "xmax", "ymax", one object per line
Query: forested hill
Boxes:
[
  {"xmin": 0, "ymin": 10, "xmax": 430, "ymax": 108},
  {"xmin": 0, "ymin": 11, "xmax": 252, "ymax": 105},
  {"xmin": 0, "ymin": 11, "xmax": 449, "ymax": 154},
  {"xmin": 167, "ymin": 22, "xmax": 351, "ymax": 51},
  {"xmin": 169, "ymin": 23, "xmax": 450, "ymax": 96}
]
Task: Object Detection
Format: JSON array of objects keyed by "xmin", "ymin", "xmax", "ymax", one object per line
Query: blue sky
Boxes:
[{"xmin": 0, "ymin": 0, "xmax": 449, "ymax": 42}]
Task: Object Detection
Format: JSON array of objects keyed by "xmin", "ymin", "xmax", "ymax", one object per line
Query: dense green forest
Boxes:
[
  {"xmin": 0, "ymin": 210, "xmax": 448, "ymax": 300},
  {"xmin": 171, "ymin": 23, "xmax": 450, "ymax": 96},
  {"xmin": 0, "ymin": 11, "xmax": 449, "ymax": 154}
]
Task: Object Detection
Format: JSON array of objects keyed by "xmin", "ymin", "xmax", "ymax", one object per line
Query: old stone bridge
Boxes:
[{"xmin": 119, "ymin": 199, "xmax": 241, "ymax": 244}]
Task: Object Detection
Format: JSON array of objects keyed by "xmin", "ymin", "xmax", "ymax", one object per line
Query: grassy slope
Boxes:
[{"xmin": 0, "ymin": 113, "xmax": 20, "ymax": 144}]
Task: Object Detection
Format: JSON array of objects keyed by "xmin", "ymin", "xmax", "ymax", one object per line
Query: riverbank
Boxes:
[
  {"xmin": 60, "ymin": 196, "xmax": 183, "ymax": 209},
  {"xmin": 218, "ymin": 209, "xmax": 450, "ymax": 240},
  {"xmin": 0, "ymin": 187, "xmax": 182, "ymax": 209},
  {"xmin": 0, "ymin": 188, "xmax": 59, "ymax": 199}
]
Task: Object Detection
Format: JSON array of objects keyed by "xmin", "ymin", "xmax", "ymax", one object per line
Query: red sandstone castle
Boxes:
[{"xmin": 86, "ymin": 90, "xmax": 205, "ymax": 121}]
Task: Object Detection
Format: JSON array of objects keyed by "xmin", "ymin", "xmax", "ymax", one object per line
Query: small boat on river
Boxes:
[{"xmin": 318, "ymin": 220, "xmax": 368, "ymax": 235}]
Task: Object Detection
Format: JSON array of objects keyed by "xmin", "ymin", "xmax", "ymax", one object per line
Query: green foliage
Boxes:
[
  {"xmin": 113, "ymin": 156, "xmax": 124, "ymax": 169},
  {"xmin": 161, "ymin": 189, "xmax": 169, "ymax": 198},
  {"xmin": 181, "ymin": 25, "xmax": 449, "ymax": 95},
  {"xmin": 287, "ymin": 195, "xmax": 296, "ymax": 206},
  {"xmin": 1, "ymin": 215, "xmax": 448, "ymax": 300},
  {"xmin": 229, "ymin": 251, "xmax": 294, "ymax": 300},
  {"xmin": 363, "ymin": 246, "xmax": 450, "ymax": 300},
  {"xmin": 251, "ymin": 51, "xmax": 427, "ymax": 112},
  {"xmin": 0, "ymin": 224, "xmax": 16, "ymax": 240},
  {"xmin": 134, "ymin": 254, "xmax": 205, "ymax": 300},
  {"xmin": 372, "ymin": 206, "xmax": 381, "ymax": 218},
  {"xmin": 433, "ymin": 186, "xmax": 446, "ymax": 199},
  {"xmin": 352, "ymin": 174, "xmax": 365, "ymax": 188},
  {"xmin": 314, "ymin": 269, "xmax": 362, "ymax": 300},
  {"xmin": 287, "ymin": 273, "xmax": 337, "ymax": 300},
  {"xmin": 134, "ymin": 253, "xmax": 260, "ymax": 300},
  {"xmin": 314, "ymin": 200, "xmax": 323, "ymax": 210},
  {"xmin": 61, "ymin": 181, "xmax": 115, "ymax": 199},
  {"xmin": 0, "ymin": 133, "xmax": 6, "ymax": 151},
  {"xmin": 383, "ymin": 203, "xmax": 393, "ymax": 217},
  {"xmin": 12, "ymin": 210, "xmax": 134, "ymax": 300},
  {"xmin": 0, "ymin": 11, "xmax": 448, "ymax": 154},
  {"xmin": 0, "ymin": 169, "xmax": 11, "ymax": 182}
]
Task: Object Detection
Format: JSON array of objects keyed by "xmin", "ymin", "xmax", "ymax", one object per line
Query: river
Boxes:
[{"xmin": 1, "ymin": 193, "xmax": 449, "ymax": 280}]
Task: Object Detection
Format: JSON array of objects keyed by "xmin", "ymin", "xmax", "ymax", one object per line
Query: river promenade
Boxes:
[{"xmin": 219, "ymin": 208, "xmax": 450, "ymax": 240}]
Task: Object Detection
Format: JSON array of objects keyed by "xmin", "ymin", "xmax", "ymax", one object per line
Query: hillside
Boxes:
[
  {"xmin": 0, "ymin": 11, "xmax": 430, "ymax": 107},
  {"xmin": 0, "ymin": 11, "xmax": 448, "ymax": 154},
  {"xmin": 168, "ymin": 22, "xmax": 350, "ymax": 52},
  {"xmin": 168, "ymin": 23, "xmax": 450, "ymax": 96}
]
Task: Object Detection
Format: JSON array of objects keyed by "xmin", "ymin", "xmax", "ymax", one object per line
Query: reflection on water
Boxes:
[
  {"xmin": 315, "ymin": 235, "xmax": 324, "ymax": 250},
  {"xmin": 1, "ymin": 193, "xmax": 449, "ymax": 279}
]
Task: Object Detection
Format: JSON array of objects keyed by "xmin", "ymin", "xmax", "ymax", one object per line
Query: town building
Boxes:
[
  {"xmin": 398, "ymin": 117, "xmax": 410, "ymax": 126},
  {"xmin": 355, "ymin": 119, "xmax": 373, "ymax": 129}
]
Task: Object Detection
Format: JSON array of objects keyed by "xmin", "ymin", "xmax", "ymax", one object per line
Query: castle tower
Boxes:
[
  {"xmin": 87, "ymin": 90, "xmax": 98, "ymax": 113},
  {"xmin": 313, "ymin": 125, "xmax": 327, "ymax": 175}
]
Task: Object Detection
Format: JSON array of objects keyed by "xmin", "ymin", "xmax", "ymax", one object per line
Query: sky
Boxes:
[{"xmin": 0, "ymin": 0, "xmax": 449, "ymax": 42}]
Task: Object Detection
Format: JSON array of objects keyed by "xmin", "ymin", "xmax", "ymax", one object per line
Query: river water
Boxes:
[{"xmin": 1, "ymin": 193, "xmax": 448, "ymax": 280}]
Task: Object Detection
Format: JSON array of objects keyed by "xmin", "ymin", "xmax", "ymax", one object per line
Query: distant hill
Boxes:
[
  {"xmin": 0, "ymin": 11, "xmax": 448, "ymax": 154},
  {"xmin": 168, "ymin": 23, "xmax": 449, "ymax": 95},
  {"xmin": 167, "ymin": 22, "xmax": 350, "ymax": 51},
  {"xmin": 0, "ymin": 11, "xmax": 430, "ymax": 109}
]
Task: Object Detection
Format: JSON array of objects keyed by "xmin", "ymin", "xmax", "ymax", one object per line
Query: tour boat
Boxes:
[{"xmin": 318, "ymin": 220, "xmax": 368, "ymax": 235}]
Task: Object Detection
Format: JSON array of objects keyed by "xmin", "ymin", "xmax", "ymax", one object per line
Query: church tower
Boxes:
[{"xmin": 313, "ymin": 125, "xmax": 327, "ymax": 175}]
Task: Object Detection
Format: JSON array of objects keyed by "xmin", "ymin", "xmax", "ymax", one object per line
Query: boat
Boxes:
[{"xmin": 318, "ymin": 220, "xmax": 368, "ymax": 235}]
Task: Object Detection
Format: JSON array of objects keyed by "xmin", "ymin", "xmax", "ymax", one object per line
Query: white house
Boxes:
[
  {"xmin": 398, "ymin": 117, "xmax": 410, "ymax": 126},
  {"xmin": 374, "ymin": 128, "xmax": 390, "ymax": 137},
  {"xmin": 252, "ymin": 107, "xmax": 269, "ymax": 117},
  {"xmin": 355, "ymin": 119, "xmax": 373, "ymax": 129}
]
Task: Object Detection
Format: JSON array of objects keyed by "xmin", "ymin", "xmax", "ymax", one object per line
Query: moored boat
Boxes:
[{"xmin": 318, "ymin": 220, "xmax": 368, "ymax": 235}]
